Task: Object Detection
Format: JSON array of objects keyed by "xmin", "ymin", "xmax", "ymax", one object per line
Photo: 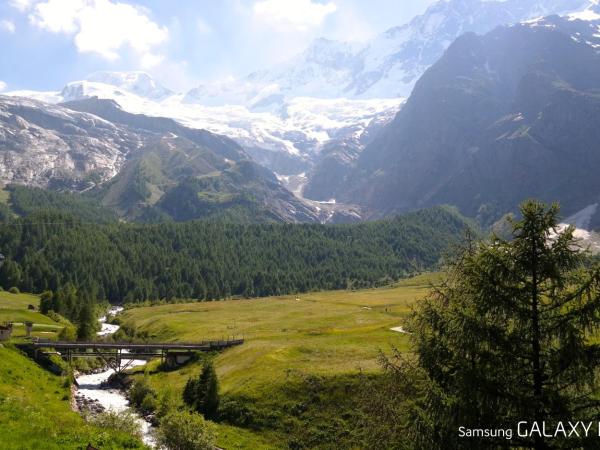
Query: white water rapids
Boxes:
[{"xmin": 74, "ymin": 306, "xmax": 156, "ymax": 446}]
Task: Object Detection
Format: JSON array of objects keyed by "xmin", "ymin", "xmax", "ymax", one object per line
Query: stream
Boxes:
[{"xmin": 74, "ymin": 306, "xmax": 156, "ymax": 447}]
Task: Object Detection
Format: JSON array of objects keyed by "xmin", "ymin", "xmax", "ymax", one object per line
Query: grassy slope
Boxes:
[
  {"xmin": 0, "ymin": 187, "xmax": 10, "ymax": 205},
  {"xmin": 122, "ymin": 275, "xmax": 434, "ymax": 393},
  {"xmin": 0, "ymin": 291, "xmax": 68, "ymax": 339},
  {"xmin": 0, "ymin": 290, "xmax": 145, "ymax": 448},
  {"xmin": 0, "ymin": 291, "xmax": 40, "ymax": 310},
  {"xmin": 122, "ymin": 273, "xmax": 438, "ymax": 448},
  {"xmin": 0, "ymin": 345, "xmax": 146, "ymax": 449}
]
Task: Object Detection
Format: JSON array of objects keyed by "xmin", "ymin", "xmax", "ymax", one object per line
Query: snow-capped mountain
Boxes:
[
  {"xmin": 184, "ymin": 0, "xmax": 591, "ymax": 107},
  {"xmin": 0, "ymin": 94, "xmax": 356, "ymax": 223},
  {"xmin": 65, "ymin": 71, "xmax": 173, "ymax": 101},
  {"xmin": 347, "ymin": 0, "xmax": 591, "ymax": 98},
  {"xmin": 9, "ymin": 72, "xmax": 401, "ymax": 177},
  {"xmin": 6, "ymin": 0, "xmax": 598, "ymax": 209},
  {"xmin": 184, "ymin": 38, "xmax": 361, "ymax": 109},
  {"xmin": 325, "ymin": 11, "xmax": 600, "ymax": 222}
]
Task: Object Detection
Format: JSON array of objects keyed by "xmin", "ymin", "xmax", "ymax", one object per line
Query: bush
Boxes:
[
  {"xmin": 130, "ymin": 376, "xmax": 157, "ymax": 412},
  {"xmin": 88, "ymin": 410, "xmax": 142, "ymax": 440},
  {"xmin": 157, "ymin": 410, "xmax": 216, "ymax": 450},
  {"xmin": 8, "ymin": 286, "xmax": 19, "ymax": 294},
  {"xmin": 156, "ymin": 389, "xmax": 178, "ymax": 419},
  {"xmin": 218, "ymin": 398, "xmax": 255, "ymax": 427},
  {"xmin": 58, "ymin": 325, "xmax": 77, "ymax": 341},
  {"xmin": 140, "ymin": 393, "xmax": 157, "ymax": 414}
]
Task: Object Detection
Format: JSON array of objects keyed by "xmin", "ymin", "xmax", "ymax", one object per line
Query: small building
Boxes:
[{"xmin": 0, "ymin": 323, "xmax": 13, "ymax": 341}]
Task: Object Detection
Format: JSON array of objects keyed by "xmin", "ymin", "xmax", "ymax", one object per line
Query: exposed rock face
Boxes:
[
  {"xmin": 0, "ymin": 96, "xmax": 138, "ymax": 190},
  {"xmin": 0, "ymin": 96, "xmax": 344, "ymax": 223},
  {"xmin": 336, "ymin": 15, "xmax": 600, "ymax": 224}
]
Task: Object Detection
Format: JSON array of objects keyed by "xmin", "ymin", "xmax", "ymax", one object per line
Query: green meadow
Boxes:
[
  {"xmin": 121, "ymin": 273, "xmax": 439, "ymax": 448},
  {"xmin": 0, "ymin": 291, "xmax": 54, "ymax": 338},
  {"xmin": 0, "ymin": 273, "xmax": 438, "ymax": 448},
  {"xmin": 0, "ymin": 290, "xmax": 67, "ymax": 339},
  {"xmin": 0, "ymin": 345, "xmax": 146, "ymax": 449},
  {"xmin": 0, "ymin": 288, "xmax": 146, "ymax": 448}
]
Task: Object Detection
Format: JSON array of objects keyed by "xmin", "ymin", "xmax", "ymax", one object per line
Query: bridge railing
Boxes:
[{"xmin": 32, "ymin": 338, "xmax": 245, "ymax": 351}]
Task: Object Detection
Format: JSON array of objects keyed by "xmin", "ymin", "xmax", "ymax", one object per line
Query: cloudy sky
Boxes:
[{"xmin": 0, "ymin": 0, "xmax": 435, "ymax": 92}]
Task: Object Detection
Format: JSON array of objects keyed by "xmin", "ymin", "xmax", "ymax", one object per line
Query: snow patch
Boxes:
[{"xmin": 390, "ymin": 326, "xmax": 408, "ymax": 334}]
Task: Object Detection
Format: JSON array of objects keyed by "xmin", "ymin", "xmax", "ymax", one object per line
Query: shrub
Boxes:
[
  {"xmin": 157, "ymin": 410, "xmax": 216, "ymax": 450},
  {"xmin": 140, "ymin": 393, "xmax": 157, "ymax": 414},
  {"xmin": 8, "ymin": 286, "xmax": 19, "ymax": 294},
  {"xmin": 58, "ymin": 325, "xmax": 77, "ymax": 341},
  {"xmin": 218, "ymin": 398, "xmax": 255, "ymax": 427},
  {"xmin": 156, "ymin": 389, "xmax": 178, "ymax": 419},
  {"xmin": 130, "ymin": 376, "xmax": 157, "ymax": 412},
  {"xmin": 88, "ymin": 410, "xmax": 142, "ymax": 440}
]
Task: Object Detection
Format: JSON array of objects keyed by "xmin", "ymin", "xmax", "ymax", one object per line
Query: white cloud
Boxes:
[
  {"xmin": 28, "ymin": 0, "xmax": 168, "ymax": 66},
  {"xmin": 9, "ymin": 0, "xmax": 33, "ymax": 12},
  {"xmin": 253, "ymin": 0, "xmax": 337, "ymax": 31},
  {"xmin": 0, "ymin": 81, "xmax": 7, "ymax": 92},
  {"xmin": 0, "ymin": 20, "xmax": 16, "ymax": 33},
  {"xmin": 140, "ymin": 52, "xmax": 164, "ymax": 69},
  {"xmin": 196, "ymin": 17, "xmax": 212, "ymax": 35}
]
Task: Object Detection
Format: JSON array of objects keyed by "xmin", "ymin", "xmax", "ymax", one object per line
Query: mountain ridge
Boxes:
[
  {"xmin": 0, "ymin": 95, "xmax": 349, "ymax": 223},
  {"xmin": 327, "ymin": 14, "xmax": 600, "ymax": 226}
]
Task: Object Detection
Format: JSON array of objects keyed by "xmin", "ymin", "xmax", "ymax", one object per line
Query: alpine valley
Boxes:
[
  {"xmin": 5, "ymin": 1, "xmax": 600, "ymax": 449},
  {"xmin": 3, "ymin": 0, "xmax": 600, "ymax": 231}
]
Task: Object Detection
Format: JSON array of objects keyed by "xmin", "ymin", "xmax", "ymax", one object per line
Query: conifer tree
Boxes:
[
  {"xmin": 197, "ymin": 361, "xmax": 219, "ymax": 419},
  {"xmin": 182, "ymin": 360, "xmax": 220, "ymax": 419},
  {"xmin": 76, "ymin": 301, "xmax": 96, "ymax": 341},
  {"xmin": 183, "ymin": 377, "xmax": 198, "ymax": 407},
  {"xmin": 408, "ymin": 200, "xmax": 600, "ymax": 449}
]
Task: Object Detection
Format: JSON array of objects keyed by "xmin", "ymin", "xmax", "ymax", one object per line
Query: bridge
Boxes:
[{"xmin": 32, "ymin": 338, "xmax": 244, "ymax": 372}]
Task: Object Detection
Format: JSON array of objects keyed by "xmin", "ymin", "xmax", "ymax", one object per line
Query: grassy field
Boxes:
[
  {"xmin": 0, "ymin": 186, "xmax": 10, "ymax": 205},
  {"xmin": 0, "ymin": 291, "xmax": 66, "ymax": 339},
  {"xmin": 0, "ymin": 290, "xmax": 40, "ymax": 310},
  {"xmin": 0, "ymin": 344, "xmax": 146, "ymax": 449},
  {"xmin": 122, "ymin": 273, "xmax": 437, "ymax": 394},
  {"xmin": 122, "ymin": 273, "xmax": 439, "ymax": 448}
]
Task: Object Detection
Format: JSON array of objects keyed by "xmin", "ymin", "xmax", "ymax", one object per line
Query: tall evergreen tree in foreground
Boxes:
[{"xmin": 398, "ymin": 201, "xmax": 600, "ymax": 449}]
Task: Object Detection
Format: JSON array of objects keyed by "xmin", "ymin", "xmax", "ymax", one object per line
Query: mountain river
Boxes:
[{"xmin": 74, "ymin": 306, "xmax": 156, "ymax": 447}]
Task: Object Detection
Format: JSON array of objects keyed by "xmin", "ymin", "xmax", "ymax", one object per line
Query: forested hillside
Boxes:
[
  {"xmin": 6, "ymin": 185, "xmax": 118, "ymax": 223},
  {"xmin": 0, "ymin": 206, "xmax": 472, "ymax": 322}
]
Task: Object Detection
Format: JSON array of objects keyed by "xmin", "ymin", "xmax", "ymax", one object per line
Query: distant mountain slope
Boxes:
[
  {"xmin": 186, "ymin": 0, "xmax": 590, "ymax": 107},
  {"xmin": 0, "ymin": 95, "xmax": 137, "ymax": 190},
  {"xmin": 62, "ymin": 97, "xmax": 249, "ymax": 162},
  {"xmin": 336, "ymin": 14, "xmax": 600, "ymax": 225},
  {"xmin": 0, "ymin": 96, "xmax": 328, "ymax": 223},
  {"xmin": 10, "ymin": 74, "xmax": 401, "ymax": 177},
  {"xmin": 5, "ymin": 184, "xmax": 117, "ymax": 224}
]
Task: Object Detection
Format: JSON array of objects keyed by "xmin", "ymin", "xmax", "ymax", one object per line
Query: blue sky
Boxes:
[{"xmin": 0, "ymin": 0, "xmax": 436, "ymax": 92}]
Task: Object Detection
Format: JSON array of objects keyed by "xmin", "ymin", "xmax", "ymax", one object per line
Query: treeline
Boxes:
[{"xmin": 0, "ymin": 206, "xmax": 471, "ymax": 322}]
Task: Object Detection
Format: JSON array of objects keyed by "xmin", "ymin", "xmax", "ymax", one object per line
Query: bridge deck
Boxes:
[{"xmin": 33, "ymin": 339, "xmax": 244, "ymax": 351}]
